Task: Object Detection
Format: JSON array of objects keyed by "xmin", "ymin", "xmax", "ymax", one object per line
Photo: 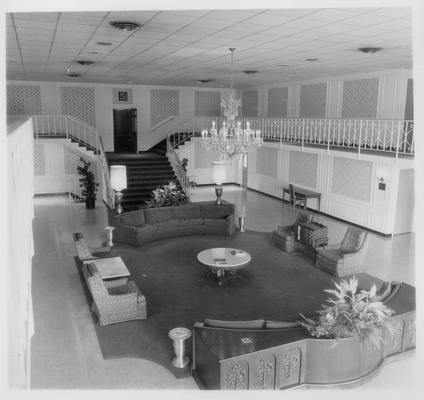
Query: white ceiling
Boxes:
[{"xmin": 6, "ymin": 8, "xmax": 413, "ymax": 88}]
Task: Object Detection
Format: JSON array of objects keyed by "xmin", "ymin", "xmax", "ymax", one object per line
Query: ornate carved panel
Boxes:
[
  {"xmin": 225, "ymin": 361, "xmax": 248, "ymax": 390},
  {"xmin": 195, "ymin": 91, "xmax": 221, "ymax": 116},
  {"xmin": 150, "ymin": 89, "xmax": 179, "ymax": 127},
  {"xmin": 34, "ymin": 143, "xmax": 46, "ymax": 176},
  {"xmin": 61, "ymin": 86, "xmax": 96, "ymax": 127},
  {"xmin": 277, "ymin": 348, "xmax": 301, "ymax": 388},
  {"xmin": 113, "ymin": 88, "xmax": 133, "ymax": 104},
  {"xmin": 249, "ymin": 354, "xmax": 275, "ymax": 389}
]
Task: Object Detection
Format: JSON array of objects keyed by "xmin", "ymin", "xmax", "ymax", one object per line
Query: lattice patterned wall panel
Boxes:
[
  {"xmin": 64, "ymin": 146, "xmax": 84, "ymax": 175},
  {"xmin": 150, "ymin": 89, "xmax": 179, "ymax": 127},
  {"xmin": 113, "ymin": 88, "xmax": 133, "ymax": 104},
  {"xmin": 299, "ymin": 83, "xmax": 327, "ymax": 118},
  {"xmin": 195, "ymin": 91, "xmax": 221, "ymax": 116},
  {"xmin": 288, "ymin": 151, "xmax": 318, "ymax": 188},
  {"xmin": 256, "ymin": 147, "xmax": 278, "ymax": 177},
  {"xmin": 242, "ymin": 90, "xmax": 259, "ymax": 117},
  {"xmin": 61, "ymin": 87, "xmax": 96, "ymax": 127},
  {"xmin": 331, "ymin": 157, "xmax": 372, "ymax": 202},
  {"xmin": 342, "ymin": 78, "xmax": 378, "ymax": 118},
  {"xmin": 267, "ymin": 87, "xmax": 288, "ymax": 118},
  {"xmin": 33, "ymin": 143, "xmax": 46, "ymax": 176},
  {"xmin": 7, "ymin": 85, "xmax": 42, "ymax": 115},
  {"xmin": 194, "ymin": 141, "xmax": 220, "ymax": 168}
]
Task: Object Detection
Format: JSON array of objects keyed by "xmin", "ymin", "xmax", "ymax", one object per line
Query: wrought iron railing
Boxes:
[
  {"xmin": 168, "ymin": 116, "xmax": 414, "ymax": 158},
  {"xmin": 32, "ymin": 115, "xmax": 114, "ymax": 208},
  {"xmin": 166, "ymin": 137, "xmax": 192, "ymax": 200}
]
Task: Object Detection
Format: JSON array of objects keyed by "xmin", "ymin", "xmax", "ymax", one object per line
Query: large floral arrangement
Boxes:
[
  {"xmin": 299, "ymin": 277, "xmax": 394, "ymax": 349},
  {"xmin": 145, "ymin": 181, "xmax": 188, "ymax": 208}
]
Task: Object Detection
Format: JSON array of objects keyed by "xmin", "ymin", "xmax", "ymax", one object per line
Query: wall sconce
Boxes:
[
  {"xmin": 212, "ymin": 161, "xmax": 227, "ymax": 205},
  {"xmin": 110, "ymin": 165, "xmax": 127, "ymax": 214},
  {"xmin": 376, "ymin": 166, "xmax": 389, "ymax": 191}
]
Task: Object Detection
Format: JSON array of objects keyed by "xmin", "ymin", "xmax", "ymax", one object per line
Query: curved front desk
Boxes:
[{"xmin": 192, "ymin": 283, "xmax": 415, "ymax": 390}]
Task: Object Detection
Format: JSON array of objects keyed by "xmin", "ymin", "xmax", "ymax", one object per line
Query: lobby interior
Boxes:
[{"xmin": 6, "ymin": 1, "xmax": 421, "ymax": 392}]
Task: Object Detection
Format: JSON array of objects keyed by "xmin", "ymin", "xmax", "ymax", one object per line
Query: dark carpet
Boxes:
[{"xmin": 76, "ymin": 230, "xmax": 381, "ymax": 377}]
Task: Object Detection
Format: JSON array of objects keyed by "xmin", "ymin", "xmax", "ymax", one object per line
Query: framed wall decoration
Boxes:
[{"xmin": 113, "ymin": 88, "xmax": 133, "ymax": 104}]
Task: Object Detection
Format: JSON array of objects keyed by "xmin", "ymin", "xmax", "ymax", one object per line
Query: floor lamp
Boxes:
[
  {"xmin": 110, "ymin": 165, "xmax": 127, "ymax": 214},
  {"xmin": 212, "ymin": 161, "xmax": 227, "ymax": 205}
]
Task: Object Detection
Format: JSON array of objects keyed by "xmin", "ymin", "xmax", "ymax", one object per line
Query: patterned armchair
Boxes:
[
  {"xmin": 271, "ymin": 211, "xmax": 313, "ymax": 253},
  {"xmin": 315, "ymin": 227, "xmax": 369, "ymax": 277},
  {"xmin": 82, "ymin": 263, "xmax": 147, "ymax": 326}
]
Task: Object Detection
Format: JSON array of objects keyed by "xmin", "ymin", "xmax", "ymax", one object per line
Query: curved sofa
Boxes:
[{"xmin": 109, "ymin": 201, "xmax": 235, "ymax": 247}]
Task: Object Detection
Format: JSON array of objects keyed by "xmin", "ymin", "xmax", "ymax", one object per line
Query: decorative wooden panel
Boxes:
[
  {"xmin": 267, "ymin": 87, "xmax": 288, "ymax": 118},
  {"xmin": 289, "ymin": 151, "xmax": 318, "ymax": 188},
  {"xmin": 299, "ymin": 83, "xmax": 326, "ymax": 118},
  {"xmin": 276, "ymin": 347, "xmax": 301, "ymax": 388},
  {"xmin": 383, "ymin": 317, "xmax": 404, "ymax": 357},
  {"xmin": 342, "ymin": 78, "xmax": 378, "ymax": 118},
  {"xmin": 249, "ymin": 354, "xmax": 275, "ymax": 390},
  {"xmin": 224, "ymin": 361, "xmax": 249, "ymax": 390},
  {"xmin": 242, "ymin": 90, "xmax": 259, "ymax": 117},
  {"xmin": 256, "ymin": 147, "xmax": 278, "ymax": 178},
  {"xmin": 331, "ymin": 157, "xmax": 372, "ymax": 202}
]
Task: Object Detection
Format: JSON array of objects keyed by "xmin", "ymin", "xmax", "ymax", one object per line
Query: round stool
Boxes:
[{"xmin": 168, "ymin": 327, "xmax": 192, "ymax": 368}]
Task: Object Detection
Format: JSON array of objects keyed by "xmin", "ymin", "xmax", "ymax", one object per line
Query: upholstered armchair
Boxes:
[
  {"xmin": 315, "ymin": 227, "xmax": 369, "ymax": 277},
  {"xmin": 83, "ymin": 263, "xmax": 147, "ymax": 326},
  {"xmin": 271, "ymin": 211, "xmax": 313, "ymax": 253}
]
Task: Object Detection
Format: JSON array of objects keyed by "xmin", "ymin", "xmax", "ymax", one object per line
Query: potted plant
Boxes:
[
  {"xmin": 77, "ymin": 158, "xmax": 99, "ymax": 209},
  {"xmin": 145, "ymin": 181, "xmax": 188, "ymax": 208},
  {"xmin": 298, "ymin": 276, "xmax": 394, "ymax": 349}
]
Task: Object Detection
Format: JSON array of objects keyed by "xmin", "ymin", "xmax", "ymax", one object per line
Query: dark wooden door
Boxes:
[{"xmin": 113, "ymin": 108, "xmax": 137, "ymax": 153}]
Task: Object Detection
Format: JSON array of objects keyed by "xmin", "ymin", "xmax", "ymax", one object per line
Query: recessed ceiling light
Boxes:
[
  {"xmin": 87, "ymin": 50, "xmax": 105, "ymax": 55},
  {"xmin": 358, "ymin": 47, "xmax": 383, "ymax": 54},
  {"xmin": 76, "ymin": 60, "xmax": 94, "ymax": 66},
  {"xmin": 243, "ymin": 70, "xmax": 258, "ymax": 75},
  {"xmin": 196, "ymin": 79, "xmax": 213, "ymax": 84},
  {"xmin": 95, "ymin": 41, "xmax": 112, "ymax": 46},
  {"xmin": 66, "ymin": 72, "xmax": 81, "ymax": 78},
  {"xmin": 109, "ymin": 21, "xmax": 141, "ymax": 31},
  {"xmin": 305, "ymin": 58, "xmax": 319, "ymax": 62},
  {"xmin": 277, "ymin": 64, "xmax": 289, "ymax": 67}
]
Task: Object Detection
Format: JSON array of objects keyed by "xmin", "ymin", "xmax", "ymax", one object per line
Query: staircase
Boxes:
[{"xmin": 107, "ymin": 152, "xmax": 179, "ymax": 211}]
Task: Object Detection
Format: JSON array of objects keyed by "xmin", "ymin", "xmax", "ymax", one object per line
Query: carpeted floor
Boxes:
[{"xmin": 76, "ymin": 230, "xmax": 382, "ymax": 377}]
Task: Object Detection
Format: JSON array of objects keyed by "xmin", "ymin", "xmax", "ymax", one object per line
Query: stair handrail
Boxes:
[
  {"xmin": 166, "ymin": 137, "xmax": 191, "ymax": 200},
  {"xmin": 98, "ymin": 136, "xmax": 115, "ymax": 209}
]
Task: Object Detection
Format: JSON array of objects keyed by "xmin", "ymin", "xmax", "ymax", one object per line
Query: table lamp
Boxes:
[
  {"xmin": 110, "ymin": 165, "xmax": 127, "ymax": 214},
  {"xmin": 212, "ymin": 161, "xmax": 227, "ymax": 205}
]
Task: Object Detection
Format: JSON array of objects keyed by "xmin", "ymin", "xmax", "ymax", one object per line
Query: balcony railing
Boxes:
[{"xmin": 169, "ymin": 117, "xmax": 414, "ymax": 158}]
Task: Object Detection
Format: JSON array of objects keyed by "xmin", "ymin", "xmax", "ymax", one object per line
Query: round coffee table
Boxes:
[{"xmin": 197, "ymin": 248, "xmax": 251, "ymax": 285}]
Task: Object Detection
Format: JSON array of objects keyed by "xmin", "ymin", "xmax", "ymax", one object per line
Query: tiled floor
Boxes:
[{"xmin": 30, "ymin": 186, "xmax": 415, "ymax": 389}]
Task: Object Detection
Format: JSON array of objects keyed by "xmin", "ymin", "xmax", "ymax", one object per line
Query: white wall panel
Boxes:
[{"xmin": 288, "ymin": 151, "xmax": 318, "ymax": 188}]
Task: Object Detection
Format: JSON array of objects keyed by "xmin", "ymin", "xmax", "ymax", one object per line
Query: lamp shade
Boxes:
[
  {"xmin": 110, "ymin": 165, "xmax": 127, "ymax": 191},
  {"xmin": 212, "ymin": 161, "xmax": 227, "ymax": 184}
]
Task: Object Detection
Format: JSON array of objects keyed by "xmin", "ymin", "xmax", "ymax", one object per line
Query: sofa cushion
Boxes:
[
  {"xmin": 120, "ymin": 210, "xmax": 146, "ymax": 226},
  {"xmin": 317, "ymin": 249, "xmax": 345, "ymax": 265},
  {"xmin": 272, "ymin": 229, "xmax": 295, "ymax": 241},
  {"xmin": 204, "ymin": 319, "xmax": 265, "ymax": 329},
  {"xmin": 265, "ymin": 320, "xmax": 300, "ymax": 329},
  {"xmin": 177, "ymin": 218, "xmax": 204, "ymax": 226},
  {"xmin": 200, "ymin": 204, "xmax": 233, "ymax": 219},
  {"xmin": 144, "ymin": 207, "xmax": 173, "ymax": 223},
  {"xmin": 172, "ymin": 204, "xmax": 201, "ymax": 219}
]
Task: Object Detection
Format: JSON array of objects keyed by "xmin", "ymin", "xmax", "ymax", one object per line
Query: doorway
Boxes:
[{"xmin": 113, "ymin": 108, "xmax": 137, "ymax": 153}]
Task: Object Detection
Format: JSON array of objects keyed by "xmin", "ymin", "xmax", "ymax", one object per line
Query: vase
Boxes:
[{"xmin": 85, "ymin": 198, "xmax": 95, "ymax": 209}]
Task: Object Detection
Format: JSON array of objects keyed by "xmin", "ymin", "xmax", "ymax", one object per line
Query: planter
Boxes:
[{"xmin": 85, "ymin": 198, "xmax": 96, "ymax": 209}]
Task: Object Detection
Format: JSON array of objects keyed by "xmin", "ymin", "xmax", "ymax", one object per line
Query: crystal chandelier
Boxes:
[{"xmin": 200, "ymin": 48, "xmax": 263, "ymax": 158}]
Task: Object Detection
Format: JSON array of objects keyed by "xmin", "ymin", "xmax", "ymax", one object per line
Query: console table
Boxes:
[{"xmin": 282, "ymin": 186, "xmax": 322, "ymax": 212}]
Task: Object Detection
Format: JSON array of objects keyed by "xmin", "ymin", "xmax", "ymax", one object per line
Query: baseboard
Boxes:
[{"xmin": 246, "ymin": 186, "xmax": 392, "ymax": 238}]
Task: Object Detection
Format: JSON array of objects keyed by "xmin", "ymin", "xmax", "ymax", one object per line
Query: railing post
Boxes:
[
  {"xmin": 65, "ymin": 117, "xmax": 68, "ymax": 140},
  {"xmin": 301, "ymin": 119, "xmax": 305, "ymax": 150},
  {"xmin": 358, "ymin": 120, "xmax": 362, "ymax": 158},
  {"xmin": 395, "ymin": 120, "xmax": 401, "ymax": 160}
]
